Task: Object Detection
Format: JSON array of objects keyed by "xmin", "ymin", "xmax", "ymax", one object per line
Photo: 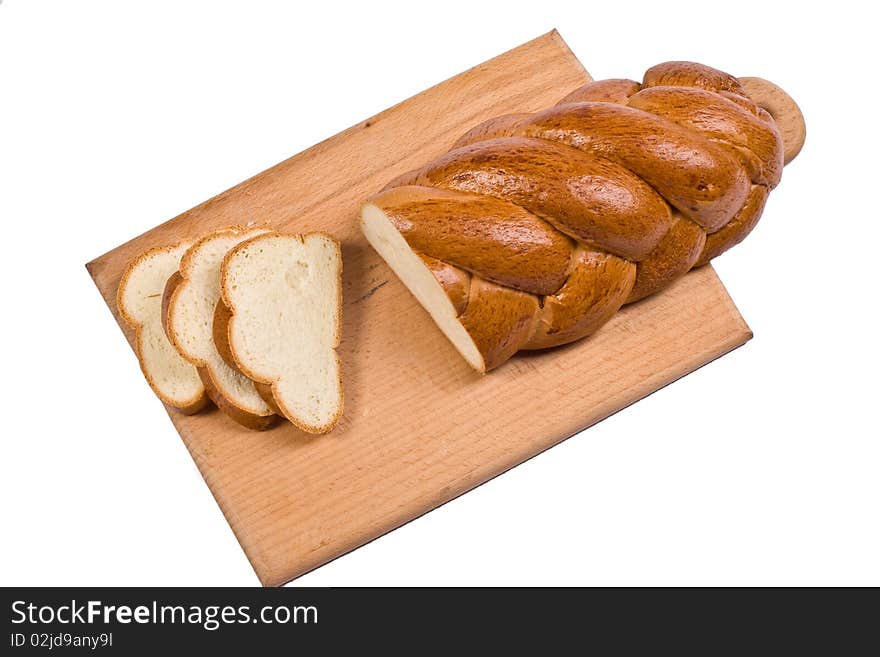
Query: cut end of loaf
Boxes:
[{"xmin": 360, "ymin": 202, "xmax": 486, "ymax": 373}]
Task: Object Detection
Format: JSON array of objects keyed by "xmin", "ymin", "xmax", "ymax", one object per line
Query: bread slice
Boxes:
[
  {"xmin": 117, "ymin": 242, "xmax": 209, "ymax": 413},
  {"xmin": 220, "ymin": 232, "xmax": 343, "ymax": 434},
  {"xmin": 163, "ymin": 227, "xmax": 278, "ymax": 430}
]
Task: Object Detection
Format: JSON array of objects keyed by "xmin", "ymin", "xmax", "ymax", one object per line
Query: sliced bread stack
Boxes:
[{"xmin": 117, "ymin": 228, "xmax": 343, "ymax": 433}]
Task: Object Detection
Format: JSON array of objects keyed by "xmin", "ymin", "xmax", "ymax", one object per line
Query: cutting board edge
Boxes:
[{"xmin": 259, "ymin": 288, "xmax": 752, "ymax": 587}]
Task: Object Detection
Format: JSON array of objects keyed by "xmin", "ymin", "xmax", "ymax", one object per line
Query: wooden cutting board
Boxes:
[{"xmin": 86, "ymin": 30, "xmax": 752, "ymax": 586}]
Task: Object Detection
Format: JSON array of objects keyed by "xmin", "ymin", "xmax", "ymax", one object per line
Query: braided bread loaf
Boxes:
[{"xmin": 361, "ymin": 62, "xmax": 804, "ymax": 372}]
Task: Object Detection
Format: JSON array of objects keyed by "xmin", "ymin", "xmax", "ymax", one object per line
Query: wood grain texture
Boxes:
[{"xmin": 86, "ymin": 31, "xmax": 751, "ymax": 586}]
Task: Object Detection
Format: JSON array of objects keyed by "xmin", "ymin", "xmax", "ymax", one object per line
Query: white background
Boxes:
[{"xmin": 1, "ymin": 0, "xmax": 877, "ymax": 586}]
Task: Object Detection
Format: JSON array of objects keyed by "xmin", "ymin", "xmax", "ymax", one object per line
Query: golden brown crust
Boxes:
[
  {"xmin": 627, "ymin": 216, "xmax": 706, "ymax": 303},
  {"xmin": 517, "ymin": 103, "xmax": 751, "ymax": 233},
  {"xmin": 254, "ymin": 382, "xmax": 282, "ymax": 416},
  {"xmin": 389, "ymin": 137, "xmax": 673, "ymax": 261},
  {"xmin": 525, "ymin": 248, "xmax": 636, "ymax": 349},
  {"xmin": 212, "ymin": 299, "xmax": 238, "ymax": 371},
  {"xmin": 381, "ymin": 167, "xmax": 423, "ymax": 192},
  {"xmin": 451, "ymin": 113, "xmax": 533, "ymax": 150},
  {"xmin": 458, "ymin": 100, "xmax": 751, "ymax": 233},
  {"xmin": 556, "ymin": 78, "xmax": 641, "ymax": 105},
  {"xmin": 642, "ymin": 61, "xmax": 747, "ymax": 96},
  {"xmin": 457, "ymin": 277, "xmax": 540, "ymax": 372},
  {"xmin": 161, "ymin": 271, "xmax": 183, "ymax": 338},
  {"xmin": 199, "ymin": 367, "xmax": 279, "ymax": 431},
  {"xmin": 170, "ymin": 392, "xmax": 211, "ymax": 415},
  {"xmin": 364, "ymin": 61, "xmax": 803, "ymax": 372},
  {"xmin": 627, "ymin": 86, "xmax": 783, "ymax": 187},
  {"xmin": 695, "ymin": 184, "xmax": 769, "ymax": 266}
]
